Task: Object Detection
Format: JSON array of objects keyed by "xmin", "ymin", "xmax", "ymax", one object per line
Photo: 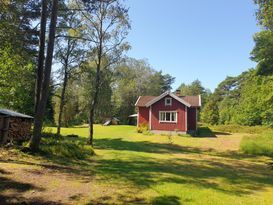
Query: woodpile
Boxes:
[
  {"xmin": 7, "ymin": 117, "xmax": 32, "ymax": 143},
  {"xmin": 0, "ymin": 109, "xmax": 33, "ymax": 145}
]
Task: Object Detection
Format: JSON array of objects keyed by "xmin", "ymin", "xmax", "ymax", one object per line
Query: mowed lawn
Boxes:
[{"xmin": 1, "ymin": 125, "xmax": 273, "ymax": 205}]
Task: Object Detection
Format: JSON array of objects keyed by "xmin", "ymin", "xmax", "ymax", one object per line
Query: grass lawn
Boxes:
[{"xmin": 1, "ymin": 125, "xmax": 273, "ymax": 205}]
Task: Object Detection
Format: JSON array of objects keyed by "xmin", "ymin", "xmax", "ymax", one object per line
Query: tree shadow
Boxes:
[
  {"xmin": 0, "ymin": 168, "xmax": 61, "ymax": 204},
  {"xmin": 93, "ymin": 155, "xmax": 273, "ymax": 197},
  {"xmin": 151, "ymin": 195, "xmax": 181, "ymax": 205},
  {"xmin": 194, "ymin": 126, "xmax": 231, "ymax": 138},
  {"xmin": 94, "ymin": 138, "xmax": 206, "ymax": 155}
]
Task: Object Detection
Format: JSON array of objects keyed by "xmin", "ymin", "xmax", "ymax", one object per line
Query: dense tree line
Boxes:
[{"xmin": 201, "ymin": 0, "xmax": 273, "ymax": 126}]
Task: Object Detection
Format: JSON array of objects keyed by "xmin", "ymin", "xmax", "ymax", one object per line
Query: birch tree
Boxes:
[{"xmin": 78, "ymin": 0, "xmax": 130, "ymax": 145}]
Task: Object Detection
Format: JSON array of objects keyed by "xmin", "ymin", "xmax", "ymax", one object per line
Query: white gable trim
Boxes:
[
  {"xmin": 134, "ymin": 96, "xmax": 141, "ymax": 106},
  {"xmin": 199, "ymin": 95, "xmax": 202, "ymax": 107},
  {"xmin": 145, "ymin": 91, "xmax": 191, "ymax": 107}
]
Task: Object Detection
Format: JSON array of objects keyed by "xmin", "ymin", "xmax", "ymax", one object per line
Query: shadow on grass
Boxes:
[
  {"xmin": 0, "ymin": 168, "xmax": 62, "ymax": 205},
  {"xmin": 151, "ymin": 195, "xmax": 181, "ymax": 205},
  {"xmin": 1, "ymin": 130, "xmax": 273, "ymax": 204},
  {"xmin": 94, "ymin": 138, "xmax": 205, "ymax": 154},
  {"xmin": 194, "ymin": 126, "xmax": 231, "ymax": 138},
  {"xmin": 93, "ymin": 154, "xmax": 273, "ymax": 197}
]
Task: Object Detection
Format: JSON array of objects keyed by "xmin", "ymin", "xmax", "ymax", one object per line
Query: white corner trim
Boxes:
[
  {"xmin": 137, "ymin": 110, "xmax": 139, "ymax": 127},
  {"xmin": 195, "ymin": 107, "xmax": 198, "ymax": 131},
  {"xmin": 145, "ymin": 91, "xmax": 191, "ymax": 107},
  {"xmin": 199, "ymin": 95, "xmax": 202, "ymax": 107},
  {"xmin": 149, "ymin": 106, "xmax": 152, "ymax": 130},
  {"xmin": 135, "ymin": 96, "xmax": 141, "ymax": 106},
  {"xmin": 185, "ymin": 106, "xmax": 188, "ymax": 132}
]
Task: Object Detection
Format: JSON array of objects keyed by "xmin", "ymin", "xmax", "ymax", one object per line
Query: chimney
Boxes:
[{"xmin": 175, "ymin": 89, "xmax": 181, "ymax": 96}]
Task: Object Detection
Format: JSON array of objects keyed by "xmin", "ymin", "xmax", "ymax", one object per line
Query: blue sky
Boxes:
[{"xmin": 125, "ymin": 0, "xmax": 260, "ymax": 91}]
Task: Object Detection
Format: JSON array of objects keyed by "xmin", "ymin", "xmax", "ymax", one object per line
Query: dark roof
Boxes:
[
  {"xmin": 0, "ymin": 109, "xmax": 33, "ymax": 119},
  {"xmin": 135, "ymin": 95, "xmax": 201, "ymax": 107}
]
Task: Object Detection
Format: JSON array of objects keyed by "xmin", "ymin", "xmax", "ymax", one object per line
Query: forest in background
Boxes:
[{"xmin": 1, "ymin": 0, "xmax": 273, "ymax": 129}]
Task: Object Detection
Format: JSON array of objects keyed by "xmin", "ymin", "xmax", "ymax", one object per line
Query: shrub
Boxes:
[
  {"xmin": 137, "ymin": 123, "xmax": 149, "ymax": 133},
  {"xmin": 38, "ymin": 133, "xmax": 94, "ymax": 160},
  {"xmin": 240, "ymin": 132, "xmax": 273, "ymax": 157}
]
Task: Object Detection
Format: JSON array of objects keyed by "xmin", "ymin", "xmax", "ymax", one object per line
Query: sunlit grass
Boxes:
[{"xmin": 1, "ymin": 125, "xmax": 273, "ymax": 204}]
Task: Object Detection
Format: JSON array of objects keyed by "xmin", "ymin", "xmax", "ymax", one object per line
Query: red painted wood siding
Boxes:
[
  {"xmin": 138, "ymin": 107, "xmax": 149, "ymax": 125},
  {"xmin": 187, "ymin": 107, "xmax": 197, "ymax": 131},
  {"xmin": 150, "ymin": 96, "xmax": 186, "ymax": 132}
]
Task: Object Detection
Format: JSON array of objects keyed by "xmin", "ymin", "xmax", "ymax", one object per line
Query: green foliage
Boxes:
[
  {"xmin": 254, "ymin": 0, "xmax": 273, "ymax": 30},
  {"xmin": 39, "ymin": 133, "xmax": 94, "ymax": 160},
  {"xmin": 200, "ymin": 67, "xmax": 273, "ymax": 127},
  {"xmin": 240, "ymin": 132, "xmax": 273, "ymax": 157},
  {"xmin": 0, "ymin": 45, "xmax": 35, "ymax": 114},
  {"xmin": 137, "ymin": 123, "xmax": 149, "ymax": 133},
  {"xmin": 235, "ymin": 74, "xmax": 273, "ymax": 126},
  {"xmin": 201, "ymin": 97, "xmax": 219, "ymax": 125},
  {"xmin": 112, "ymin": 58, "xmax": 175, "ymax": 123},
  {"xmin": 251, "ymin": 30, "xmax": 273, "ymax": 75},
  {"xmin": 209, "ymin": 124, "xmax": 273, "ymax": 134},
  {"xmin": 178, "ymin": 79, "xmax": 211, "ymax": 105},
  {"xmin": 0, "ymin": 0, "xmax": 39, "ymax": 115}
]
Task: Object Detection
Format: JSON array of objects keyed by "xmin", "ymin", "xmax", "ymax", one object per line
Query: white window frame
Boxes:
[
  {"xmin": 165, "ymin": 97, "xmax": 172, "ymax": 106},
  {"xmin": 159, "ymin": 111, "xmax": 177, "ymax": 123}
]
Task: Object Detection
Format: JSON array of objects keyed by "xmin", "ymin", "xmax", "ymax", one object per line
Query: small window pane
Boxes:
[
  {"xmin": 166, "ymin": 113, "xmax": 171, "ymax": 121},
  {"xmin": 160, "ymin": 112, "xmax": 165, "ymax": 121},
  {"xmin": 171, "ymin": 113, "xmax": 175, "ymax": 121}
]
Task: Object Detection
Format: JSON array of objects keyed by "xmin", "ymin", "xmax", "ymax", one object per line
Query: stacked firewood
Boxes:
[{"xmin": 8, "ymin": 117, "xmax": 32, "ymax": 143}]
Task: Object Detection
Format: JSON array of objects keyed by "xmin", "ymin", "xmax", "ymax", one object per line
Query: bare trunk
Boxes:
[
  {"xmin": 88, "ymin": 1, "xmax": 103, "ymax": 146},
  {"xmin": 89, "ymin": 63, "xmax": 101, "ymax": 146},
  {"xmin": 88, "ymin": 110, "xmax": 94, "ymax": 146},
  {"xmin": 30, "ymin": 0, "xmax": 58, "ymax": 152},
  {"xmin": 35, "ymin": 0, "xmax": 47, "ymax": 112},
  {"xmin": 57, "ymin": 71, "xmax": 68, "ymax": 136}
]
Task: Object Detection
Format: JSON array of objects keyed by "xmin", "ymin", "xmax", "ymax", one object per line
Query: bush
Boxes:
[
  {"xmin": 38, "ymin": 133, "xmax": 94, "ymax": 160},
  {"xmin": 240, "ymin": 132, "xmax": 273, "ymax": 157},
  {"xmin": 137, "ymin": 123, "xmax": 149, "ymax": 133}
]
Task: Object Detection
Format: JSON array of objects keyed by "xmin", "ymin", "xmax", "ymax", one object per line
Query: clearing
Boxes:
[{"xmin": 0, "ymin": 125, "xmax": 273, "ymax": 205}]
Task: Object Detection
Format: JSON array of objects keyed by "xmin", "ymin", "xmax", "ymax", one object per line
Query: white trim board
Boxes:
[
  {"xmin": 145, "ymin": 91, "xmax": 191, "ymax": 107},
  {"xmin": 134, "ymin": 96, "xmax": 141, "ymax": 106}
]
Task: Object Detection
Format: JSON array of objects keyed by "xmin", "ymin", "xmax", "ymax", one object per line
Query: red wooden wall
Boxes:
[
  {"xmin": 150, "ymin": 96, "xmax": 186, "ymax": 132},
  {"xmin": 138, "ymin": 107, "xmax": 149, "ymax": 125},
  {"xmin": 187, "ymin": 107, "xmax": 197, "ymax": 131}
]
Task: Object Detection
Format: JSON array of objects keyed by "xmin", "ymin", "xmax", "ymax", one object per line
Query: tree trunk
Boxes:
[
  {"xmin": 30, "ymin": 0, "xmax": 59, "ymax": 152},
  {"xmin": 88, "ymin": 1, "xmax": 103, "ymax": 146},
  {"xmin": 89, "ymin": 63, "xmax": 101, "ymax": 146},
  {"xmin": 57, "ymin": 70, "xmax": 68, "ymax": 136},
  {"xmin": 35, "ymin": 0, "xmax": 47, "ymax": 112}
]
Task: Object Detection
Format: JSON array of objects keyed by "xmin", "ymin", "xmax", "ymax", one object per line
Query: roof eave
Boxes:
[{"xmin": 145, "ymin": 91, "xmax": 191, "ymax": 107}]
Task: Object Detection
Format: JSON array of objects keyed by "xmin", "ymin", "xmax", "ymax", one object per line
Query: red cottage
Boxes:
[{"xmin": 135, "ymin": 90, "xmax": 201, "ymax": 133}]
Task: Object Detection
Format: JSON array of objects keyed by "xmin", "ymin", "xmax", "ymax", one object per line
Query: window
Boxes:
[
  {"xmin": 159, "ymin": 111, "xmax": 177, "ymax": 123},
  {"xmin": 165, "ymin": 97, "xmax": 172, "ymax": 106}
]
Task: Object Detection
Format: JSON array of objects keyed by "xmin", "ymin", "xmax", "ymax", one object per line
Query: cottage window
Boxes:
[
  {"xmin": 165, "ymin": 98, "xmax": 172, "ymax": 106},
  {"xmin": 159, "ymin": 111, "xmax": 177, "ymax": 123}
]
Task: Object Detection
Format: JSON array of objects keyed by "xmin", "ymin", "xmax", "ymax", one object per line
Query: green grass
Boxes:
[
  {"xmin": 209, "ymin": 124, "xmax": 273, "ymax": 134},
  {"xmin": 1, "ymin": 125, "xmax": 273, "ymax": 204},
  {"xmin": 240, "ymin": 132, "xmax": 273, "ymax": 157}
]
